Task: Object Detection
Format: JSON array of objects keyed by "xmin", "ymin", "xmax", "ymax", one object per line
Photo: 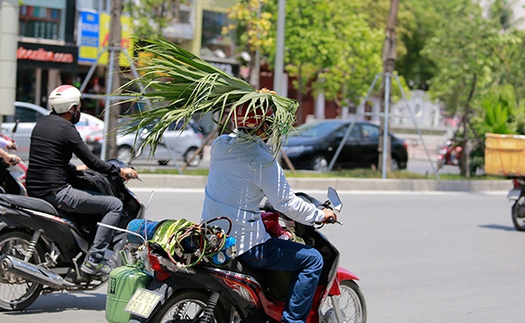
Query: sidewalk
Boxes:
[
  {"xmin": 127, "ymin": 134, "xmax": 511, "ymax": 192},
  {"xmin": 127, "ymin": 174, "xmax": 511, "ymax": 192}
]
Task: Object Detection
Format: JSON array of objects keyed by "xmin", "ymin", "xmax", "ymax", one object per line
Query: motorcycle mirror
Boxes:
[
  {"xmin": 327, "ymin": 187, "xmax": 342, "ymax": 212},
  {"xmin": 11, "ymin": 119, "xmax": 19, "ymax": 136}
]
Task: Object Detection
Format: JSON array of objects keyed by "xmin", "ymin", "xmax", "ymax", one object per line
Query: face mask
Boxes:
[{"xmin": 71, "ymin": 108, "xmax": 81, "ymax": 124}]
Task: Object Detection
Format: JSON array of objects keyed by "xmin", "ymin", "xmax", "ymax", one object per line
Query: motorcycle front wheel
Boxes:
[
  {"xmin": 511, "ymin": 200, "xmax": 525, "ymax": 231},
  {"xmin": 149, "ymin": 290, "xmax": 226, "ymax": 323},
  {"xmin": 320, "ymin": 280, "xmax": 367, "ymax": 323},
  {"xmin": 0, "ymin": 231, "xmax": 44, "ymax": 310}
]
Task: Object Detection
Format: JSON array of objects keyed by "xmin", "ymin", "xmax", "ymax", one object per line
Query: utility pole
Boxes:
[
  {"xmin": 377, "ymin": 0, "xmax": 399, "ymax": 174},
  {"xmin": 273, "ymin": 0, "xmax": 285, "ymax": 96},
  {"xmin": 105, "ymin": 0, "xmax": 122, "ymax": 159}
]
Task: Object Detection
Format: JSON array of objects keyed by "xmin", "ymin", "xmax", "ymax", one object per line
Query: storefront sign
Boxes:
[
  {"xmin": 17, "ymin": 42, "xmax": 78, "ymax": 71},
  {"xmin": 78, "ymin": 10, "xmax": 100, "ymax": 63}
]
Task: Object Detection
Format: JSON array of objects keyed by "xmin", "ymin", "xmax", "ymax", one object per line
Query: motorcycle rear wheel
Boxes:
[
  {"xmin": 320, "ymin": 280, "xmax": 367, "ymax": 323},
  {"xmin": 511, "ymin": 201, "xmax": 525, "ymax": 231},
  {"xmin": 0, "ymin": 231, "xmax": 44, "ymax": 310},
  {"xmin": 149, "ymin": 289, "xmax": 226, "ymax": 323}
]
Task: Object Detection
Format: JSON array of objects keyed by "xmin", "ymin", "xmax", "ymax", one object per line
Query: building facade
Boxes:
[{"xmin": 2, "ymin": 0, "xmax": 238, "ymax": 118}]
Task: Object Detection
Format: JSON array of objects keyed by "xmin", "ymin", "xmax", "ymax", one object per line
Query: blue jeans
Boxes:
[
  {"xmin": 41, "ymin": 185, "xmax": 123, "ymax": 261},
  {"xmin": 238, "ymin": 237, "xmax": 323, "ymax": 323}
]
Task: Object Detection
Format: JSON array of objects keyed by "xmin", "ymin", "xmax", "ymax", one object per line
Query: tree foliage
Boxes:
[
  {"xmin": 420, "ymin": 0, "xmax": 524, "ymax": 176},
  {"xmin": 124, "ymin": 0, "xmax": 188, "ymax": 38},
  {"xmin": 267, "ymin": 0, "xmax": 384, "ymax": 109}
]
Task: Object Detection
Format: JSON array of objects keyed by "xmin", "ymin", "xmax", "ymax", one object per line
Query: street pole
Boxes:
[
  {"xmin": 273, "ymin": 0, "xmax": 285, "ymax": 96},
  {"xmin": 104, "ymin": 0, "xmax": 122, "ymax": 160},
  {"xmin": 377, "ymin": 0, "xmax": 399, "ymax": 177}
]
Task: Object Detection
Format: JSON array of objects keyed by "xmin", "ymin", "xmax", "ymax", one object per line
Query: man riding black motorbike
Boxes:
[{"xmin": 25, "ymin": 84, "xmax": 138, "ymax": 277}]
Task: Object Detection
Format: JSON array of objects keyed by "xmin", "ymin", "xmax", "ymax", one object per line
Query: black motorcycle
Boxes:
[
  {"xmin": 508, "ymin": 177, "xmax": 525, "ymax": 231},
  {"xmin": 0, "ymin": 159, "xmax": 145, "ymax": 310}
]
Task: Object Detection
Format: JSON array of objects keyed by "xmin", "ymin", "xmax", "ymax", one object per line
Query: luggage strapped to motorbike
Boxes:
[{"xmin": 144, "ymin": 217, "xmax": 236, "ymax": 269}]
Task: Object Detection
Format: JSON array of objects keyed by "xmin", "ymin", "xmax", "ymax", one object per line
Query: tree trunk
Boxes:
[
  {"xmin": 378, "ymin": 0, "xmax": 399, "ymax": 173},
  {"xmin": 460, "ymin": 74, "xmax": 477, "ymax": 178}
]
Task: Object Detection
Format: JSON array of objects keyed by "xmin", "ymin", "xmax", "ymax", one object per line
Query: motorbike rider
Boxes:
[
  {"xmin": 0, "ymin": 135, "xmax": 21, "ymax": 165},
  {"xmin": 25, "ymin": 84, "xmax": 138, "ymax": 277},
  {"xmin": 201, "ymin": 102, "xmax": 337, "ymax": 323}
]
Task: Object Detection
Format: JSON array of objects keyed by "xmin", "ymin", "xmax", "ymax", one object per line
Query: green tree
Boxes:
[
  {"xmin": 421, "ymin": 0, "xmax": 502, "ymax": 176},
  {"xmin": 264, "ymin": 0, "xmax": 384, "ymax": 122},
  {"xmin": 421, "ymin": 0, "xmax": 522, "ymax": 176},
  {"xmin": 472, "ymin": 84, "xmax": 518, "ymax": 135},
  {"xmin": 124, "ymin": 0, "xmax": 188, "ymax": 38},
  {"xmin": 224, "ymin": 0, "xmax": 274, "ymax": 87}
]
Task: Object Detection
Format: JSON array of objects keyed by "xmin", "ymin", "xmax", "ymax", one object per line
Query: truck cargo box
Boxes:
[{"xmin": 485, "ymin": 133, "xmax": 525, "ymax": 177}]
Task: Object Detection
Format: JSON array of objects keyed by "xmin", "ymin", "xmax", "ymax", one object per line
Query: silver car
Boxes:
[
  {"xmin": 116, "ymin": 119, "xmax": 205, "ymax": 167},
  {"xmin": 1, "ymin": 102, "xmax": 49, "ymax": 160},
  {"xmin": 2, "ymin": 102, "xmax": 105, "ymax": 161}
]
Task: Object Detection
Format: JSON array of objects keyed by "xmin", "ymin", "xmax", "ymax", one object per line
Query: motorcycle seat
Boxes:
[{"xmin": 0, "ymin": 194, "xmax": 59, "ymax": 215}]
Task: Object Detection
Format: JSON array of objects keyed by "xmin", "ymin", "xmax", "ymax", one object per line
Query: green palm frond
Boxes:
[{"xmin": 118, "ymin": 38, "xmax": 298, "ymax": 156}]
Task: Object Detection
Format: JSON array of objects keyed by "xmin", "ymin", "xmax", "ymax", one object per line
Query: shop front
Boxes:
[{"xmin": 16, "ymin": 41, "xmax": 78, "ymax": 107}]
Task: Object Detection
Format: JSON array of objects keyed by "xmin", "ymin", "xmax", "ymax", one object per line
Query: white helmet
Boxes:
[{"xmin": 48, "ymin": 85, "xmax": 82, "ymax": 114}]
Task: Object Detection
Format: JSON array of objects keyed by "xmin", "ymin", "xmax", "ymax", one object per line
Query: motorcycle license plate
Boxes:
[
  {"xmin": 507, "ymin": 189, "xmax": 521, "ymax": 200},
  {"xmin": 124, "ymin": 288, "xmax": 162, "ymax": 318}
]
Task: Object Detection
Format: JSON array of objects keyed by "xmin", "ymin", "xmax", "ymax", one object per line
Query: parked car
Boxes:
[
  {"xmin": 280, "ymin": 119, "xmax": 408, "ymax": 172},
  {"xmin": 1, "ymin": 102, "xmax": 49, "ymax": 160},
  {"xmin": 2, "ymin": 102, "xmax": 105, "ymax": 160},
  {"xmin": 116, "ymin": 119, "xmax": 205, "ymax": 166},
  {"xmin": 75, "ymin": 113, "xmax": 105, "ymax": 156}
]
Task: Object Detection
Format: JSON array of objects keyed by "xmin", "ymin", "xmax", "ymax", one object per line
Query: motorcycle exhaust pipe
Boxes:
[{"xmin": 0, "ymin": 255, "xmax": 75, "ymax": 289}]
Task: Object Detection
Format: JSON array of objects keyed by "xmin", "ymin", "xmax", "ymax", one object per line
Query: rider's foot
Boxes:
[{"xmin": 81, "ymin": 258, "xmax": 112, "ymax": 276}]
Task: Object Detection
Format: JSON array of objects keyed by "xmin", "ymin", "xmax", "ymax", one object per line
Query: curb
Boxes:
[{"xmin": 127, "ymin": 174, "xmax": 512, "ymax": 192}]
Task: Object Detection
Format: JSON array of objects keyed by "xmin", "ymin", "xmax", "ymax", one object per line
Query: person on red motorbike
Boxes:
[
  {"xmin": 25, "ymin": 84, "xmax": 138, "ymax": 277},
  {"xmin": 201, "ymin": 100, "xmax": 337, "ymax": 323}
]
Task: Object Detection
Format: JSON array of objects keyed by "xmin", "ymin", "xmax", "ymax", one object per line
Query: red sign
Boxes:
[
  {"xmin": 17, "ymin": 42, "xmax": 78, "ymax": 71},
  {"xmin": 17, "ymin": 46, "xmax": 74, "ymax": 63}
]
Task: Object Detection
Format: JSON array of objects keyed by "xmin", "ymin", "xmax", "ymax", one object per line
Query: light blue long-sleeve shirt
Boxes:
[{"xmin": 201, "ymin": 132, "xmax": 325, "ymax": 255}]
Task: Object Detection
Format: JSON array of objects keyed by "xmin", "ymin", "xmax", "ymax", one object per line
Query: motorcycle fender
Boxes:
[
  {"xmin": 507, "ymin": 189, "xmax": 522, "ymax": 201},
  {"xmin": 328, "ymin": 267, "xmax": 360, "ymax": 296}
]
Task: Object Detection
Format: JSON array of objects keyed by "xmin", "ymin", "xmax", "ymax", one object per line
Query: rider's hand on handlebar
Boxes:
[
  {"xmin": 4, "ymin": 154, "xmax": 20, "ymax": 165},
  {"xmin": 321, "ymin": 209, "xmax": 337, "ymax": 224},
  {"xmin": 6, "ymin": 140, "xmax": 17, "ymax": 151},
  {"xmin": 120, "ymin": 167, "xmax": 138, "ymax": 181}
]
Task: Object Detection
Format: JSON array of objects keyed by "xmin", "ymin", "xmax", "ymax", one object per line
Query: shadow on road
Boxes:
[
  {"xmin": 0, "ymin": 291, "xmax": 106, "ymax": 316},
  {"xmin": 478, "ymin": 224, "xmax": 516, "ymax": 231}
]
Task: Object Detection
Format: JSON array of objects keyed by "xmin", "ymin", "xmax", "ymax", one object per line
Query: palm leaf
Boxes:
[{"xmin": 118, "ymin": 38, "xmax": 298, "ymax": 157}]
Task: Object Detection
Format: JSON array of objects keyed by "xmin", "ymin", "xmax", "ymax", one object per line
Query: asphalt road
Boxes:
[{"xmin": 2, "ymin": 189, "xmax": 520, "ymax": 323}]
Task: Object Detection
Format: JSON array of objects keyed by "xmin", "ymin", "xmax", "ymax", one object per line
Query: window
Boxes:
[
  {"xmin": 361, "ymin": 124, "xmax": 379, "ymax": 139},
  {"xmin": 337, "ymin": 125, "xmax": 361, "ymax": 141},
  {"xmin": 19, "ymin": 5, "xmax": 61, "ymax": 40},
  {"xmin": 3, "ymin": 106, "xmax": 45, "ymax": 123},
  {"xmin": 201, "ymin": 10, "xmax": 234, "ymax": 59}
]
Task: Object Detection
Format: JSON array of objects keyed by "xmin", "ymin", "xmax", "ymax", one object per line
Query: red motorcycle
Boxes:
[
  {"xmin": 108, "ymin": 187, "xmax": 367, "ymax": 323},
  {"xmin": 0, "ymin": 133, "xmax": 27, "ymax": 195},
  {"xmin": 437, "ymin": 140, "xmax": 462, "ymax": 170}
]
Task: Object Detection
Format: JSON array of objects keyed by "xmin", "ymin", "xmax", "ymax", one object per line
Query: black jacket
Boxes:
[{"xmin": 26, "ymin": 113, "xmax": 120, "ymax": 197}]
